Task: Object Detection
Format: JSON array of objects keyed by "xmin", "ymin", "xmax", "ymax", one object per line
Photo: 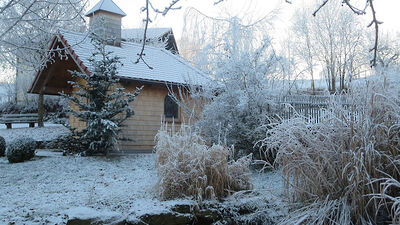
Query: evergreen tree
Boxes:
[{"xmin": 62, "ymin": 33, "xmax": 142, "ymax": 155}]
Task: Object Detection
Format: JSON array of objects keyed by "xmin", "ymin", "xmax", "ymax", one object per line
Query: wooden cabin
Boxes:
[{"xmin": 28, "ymin": 0, "xmax": 209, "ymax": 152}]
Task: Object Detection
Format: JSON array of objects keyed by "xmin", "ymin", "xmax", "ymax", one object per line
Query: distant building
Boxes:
[{"xmin": 0, "ymin": 83, "xmax": 14, "ymax": 103}]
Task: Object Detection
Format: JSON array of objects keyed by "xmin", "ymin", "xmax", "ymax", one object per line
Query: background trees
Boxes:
[
  {"xmin": 178, "ymin": 9, "xmax": 284, "ymax": 156},
  {"xmin": 0, "ymin": 0, "xmax": 87, "ymax": 102},
  {"xmin": 291, "ymin": 1, "xmax": 368, "ymax": 93}
]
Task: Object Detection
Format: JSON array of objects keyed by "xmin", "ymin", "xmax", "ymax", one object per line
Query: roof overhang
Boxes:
[
  {"xmin": 28, "ymin": 33, "xmax": 90, "ymax": 95},
  {"xmin": 28, "ymin": 31, "xmax": 207, "ymax": 95}
]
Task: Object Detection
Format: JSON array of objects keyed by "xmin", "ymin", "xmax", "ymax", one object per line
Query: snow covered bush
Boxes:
[
  {"xmin": 61, "ymin": 33, "xmax": 142, "ymax": 155},
  {"xmin": 155, "ymin": 124, "xmax": 252, "ymax": 201},
  {"xmin": 6, "ymin": 137, "xmax": 36, "ymax": 163},
  {"xmin": 182, "ymin": 15, "xmax": 282, "ymax": 158},
  {"xmin": 260, "ymin": 80, "xmax": 400, "ymax": 224},
  {"xmin": 45, "ymin": 134, "xmax": 85, "ymax": 154},
  {"xmin": 0, "ymin": 96, "xmax": 67, "ymax": 115},
  {"xmin": 0, "ymin": 136, "xmax": 5, "ymax": 156},
  {"xmin": 195, "ymin": 48, "xmax": 279, "ymax": 158}
]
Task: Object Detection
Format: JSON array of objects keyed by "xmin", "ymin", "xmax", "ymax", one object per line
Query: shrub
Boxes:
[
  {"xmin": 0, "ymin": 96, "xmax": 67, "ymax": 115},
  {"xmin": 260, "ymin": 81, "xmax": 400, "ymax": 224},
  {"xmin": 0, "ymin": 136, "xmax": 5, "ymax": 157},
  {"xmin": 6, "ymin": 138, "xmax": 36, "ymax": 163},
  {"xmin": 45, "ymin": 134, "xmax": 85, "ymax": 154},
  {"xmin": 155, "ymin": 124, "xmax": 252, "ymax": 202}
]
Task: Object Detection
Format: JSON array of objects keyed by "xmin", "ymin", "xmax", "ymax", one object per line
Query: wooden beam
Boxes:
[
  {"xmin": 40, "ymin": 61, "xmax": 58, "ymax": 94},
  {"xmin": 44, "ymin": 86, "xmax": 71, "ymax": 95}
]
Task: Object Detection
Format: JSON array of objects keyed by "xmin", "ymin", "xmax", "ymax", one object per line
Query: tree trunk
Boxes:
[
  {"xmin": 310, "ymin": 67, "xmax": 315, "ymax": 95},
  {"xmin": 38, "ymin": 93, "xmax": 44, "ymax": 127}
]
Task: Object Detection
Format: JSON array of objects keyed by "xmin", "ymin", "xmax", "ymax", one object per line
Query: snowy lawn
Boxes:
[
  {"xmin": 0, "ymin": 150, "xmax": 286, "ymax": 224},
  {"xmin": 0, "ymin": 123, "xmax": 69, "ymax": 143},
  {"xmin": 0, "ymin": 151, "xmax": 156, "ymax": 224}
]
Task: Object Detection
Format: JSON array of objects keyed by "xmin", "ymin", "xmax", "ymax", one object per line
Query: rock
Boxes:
[
  {"xmin": 194, "ymin": 209, "xmax": 221, "ymax": 225},
  {"xmin": 125, "ymin": 217, "xmax": 147, "ymax": 225},
  {"xmin": 65, "ymin": 207, "xmax": 124, "ymax": 225},
  {"xmin": 170, "ymin": 204, "xmax": 193, "ymax": 214},
  {"xmin": 66, "ymin": 218, "xmax": 125, "ymax": 225},
  {"xmin": 66, "ymin": 218, "xmax": 95, "ymax": 225},
  {"xmin": 139, "ymin": 212, "xmax": 193, "ymax": 225},
  {"xmin": 35, "ymin": 141, "xmax": 45, "ymax": 149},
  {"xmin": 237, "ymin": 204, "xmax": 258, "ymax": 215}
]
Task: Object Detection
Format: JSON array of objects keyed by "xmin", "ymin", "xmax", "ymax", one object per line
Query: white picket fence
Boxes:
[{"xmin": 275, "ymin": 95, "xmax": 353, "ymax": 123}]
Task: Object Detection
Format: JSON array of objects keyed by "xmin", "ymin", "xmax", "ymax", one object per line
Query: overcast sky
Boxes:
[{"xmin": 87, "ymin": 0, "xmax": 400, "ymax": 41}]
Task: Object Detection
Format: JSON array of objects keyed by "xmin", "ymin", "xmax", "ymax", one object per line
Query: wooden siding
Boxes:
[
  {"xmin": 69, "ymin": 81, "xmax": 186, "ymax": 152},
  {"xmin": 117, "ymin": 83, "xmax": 182, "ymax": 151},
  {"xmin": 69, "ymin": 77, "xmax": 87, "ymax": 130}
]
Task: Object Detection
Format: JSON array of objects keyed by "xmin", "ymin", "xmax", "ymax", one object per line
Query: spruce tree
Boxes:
[{"xmin": 62, "ymin": 33, "xmax": 142, "ymax": 155}]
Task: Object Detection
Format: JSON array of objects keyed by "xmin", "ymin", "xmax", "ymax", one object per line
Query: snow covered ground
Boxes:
[
  {"xmin": 0, "ymin": 123, "xmax": 69, "ymax": 143},
  {"xmin": 0, "ymin": 151, "xmax": 156, "ymax": 224},
  {"xmin": 0, "ymin": 122, "xmax": 62, "ymax": 130},
  {"xmin": 0, "ymin": 150, "xmax": 286, "ymax": 224}
]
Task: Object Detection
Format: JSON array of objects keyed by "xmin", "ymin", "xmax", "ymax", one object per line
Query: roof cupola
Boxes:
[{"xmin": 85, "ymin": 0, "xmax": 126, "ymax": 46}]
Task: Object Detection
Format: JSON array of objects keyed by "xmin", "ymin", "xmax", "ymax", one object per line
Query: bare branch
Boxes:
[
  {"xmin": 312, "ymin": 0, "xmax": 329, "ymax": 17},
  {"xmin": 367, "ymin": 0, "xmax": 381, "ymax": 67},
  {"xmin": 342, "ymin": 0, "xmax": 368, "ymax": 15},
  {"xmin": 148, "ymin": 0, "xmax": 182, "ymax": 16},
  {"xmin": 135, "ymin": 0, "xmax": 153, "ymax": 70}
]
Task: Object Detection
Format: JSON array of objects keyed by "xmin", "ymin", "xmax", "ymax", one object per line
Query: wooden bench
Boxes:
[{"xmin": 0, "ymin": 113, "xmax": 39, "ymax": 129}]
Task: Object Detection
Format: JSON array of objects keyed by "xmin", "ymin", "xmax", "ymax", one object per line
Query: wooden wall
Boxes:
[
  {"xmin": 69, "ymin": 80, "xmax": 185, "ymax": 152},
  {"xmin": 69, "ymin": 77, "xmax": 88, "ymax": 130},
  {"xmin": 117, "ymin": 82, "xmax": 182, "ymax": 152}
]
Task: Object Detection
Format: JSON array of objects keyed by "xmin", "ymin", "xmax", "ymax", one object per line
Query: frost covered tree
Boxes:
[
  {"xmin": 180, "ymin": 10, "xmax": 283, "ymax": 158},
  {"xmin": 138, "ymin": 0, "xmax": 383, "ymax": 67},
  {"xmin": 291, "ymin": 1, "xmax": 368, "ymax": 93},
  {"xmin": 63, "ymin": 34, "xmax": 142, "ymax": 156},
  {"xmin": 0, "ymin": 0, "xmax": 86, "ymax": 67},
  {"xmin": 0, "ymin": 0, "xmax": 86, "ymax": 127},
  {"xmin": 375, "ymin": 32, "xmax": 400, "ymax": 75}
]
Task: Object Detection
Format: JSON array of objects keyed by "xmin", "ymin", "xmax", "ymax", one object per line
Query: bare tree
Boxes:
[
  {"xmin": 0, "ymin": 0, "xmax": 87, "ymax": 127},
  {"xmin": 310, "ymin": 0, "xmax": 381, "ymax": 67},
  {"xmin": 0, "ymin": 0, "xmax": 87, "ymax": 101},
  {"xmin": 291, "ymin": 1, "xmax": 369, "ymax": 93},
  {"xmin": 292, "ymin": 8, "xmax": 317, "ymax": 94},
  {"xmin": 139, "ymin": 0, "xmax": 382, "ymax": 68},
  {"xmin": 375, "ymin": 32, "xmax": 400, "ymax": 71}
]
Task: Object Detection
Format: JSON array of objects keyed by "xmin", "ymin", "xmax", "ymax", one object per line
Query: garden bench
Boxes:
[{"xmin": 0, "ymin": 113, "xmax": 39, "ymax": 129}]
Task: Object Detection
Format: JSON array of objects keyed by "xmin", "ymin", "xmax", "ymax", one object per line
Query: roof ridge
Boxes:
[
  {"xmin": 59, "ymin": 29, "xmax": 168, "ymax": 51},
  {"xmin": 123, "ymin": 27, "xmax": 172, "ymax": 30},
  {"xmin": 159, "ymin": 49, "xmax": 209, "ymax": 78}
]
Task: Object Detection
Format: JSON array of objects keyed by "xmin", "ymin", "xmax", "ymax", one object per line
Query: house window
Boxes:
[{"xmin": 164, "ymin": 95, "xmax": 178, "ymax": 119}]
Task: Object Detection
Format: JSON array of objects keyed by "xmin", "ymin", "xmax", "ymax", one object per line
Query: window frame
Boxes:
[{"xmin": 164, "ymin": 94, "xmax": 180, "ymax": 121}]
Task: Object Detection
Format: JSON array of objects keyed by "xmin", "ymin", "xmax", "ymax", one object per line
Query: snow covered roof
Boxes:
[
  {"xmin": 122, "ymin": 28, "xmax": 171, "ymax": 40},
  {"xmin": 85, "ymin": 0, "xmax": 126, "ymax": 17},
  {"xmin": 57, "ymin": 30, "xmax": 209, "ymax": 86}
]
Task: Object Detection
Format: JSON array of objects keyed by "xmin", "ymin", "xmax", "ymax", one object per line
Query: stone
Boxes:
[
  {"xmin": 170, "ymin": 204, "xmax": 193, "ymax": 214},
  {"xmin": 194, "ymin": 209, "xmax": 221, "ymax": 225},
  {"xmin": 139, "ymin": 212, "xmax": 193, "ymax": 225}
]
